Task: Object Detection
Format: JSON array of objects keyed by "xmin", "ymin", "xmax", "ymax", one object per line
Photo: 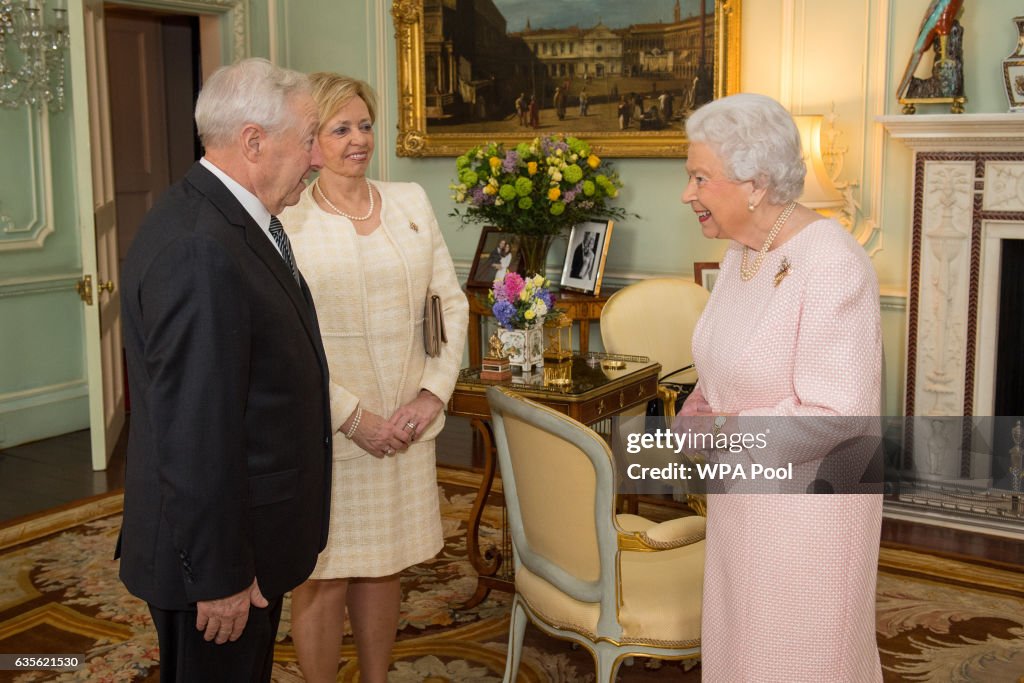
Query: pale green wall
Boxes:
[{"xmin": 0, "ymin": 90, "xmax": 89, "ymax": 447}]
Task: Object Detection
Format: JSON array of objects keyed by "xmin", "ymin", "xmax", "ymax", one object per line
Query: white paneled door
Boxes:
[{"xmin": 71, "ymin": 0, "xmax": 124, "ymax": 470}]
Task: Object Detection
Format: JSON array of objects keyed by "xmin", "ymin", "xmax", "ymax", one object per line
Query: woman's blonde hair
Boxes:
[{"xmin": 308, "ymin": 72, "xmax": 377, "ymax": 129}]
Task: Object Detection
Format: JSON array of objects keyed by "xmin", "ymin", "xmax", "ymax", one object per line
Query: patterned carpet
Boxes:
[{"xmin": 1, "ymin": 467, "xmax": 1022, "ymax": 682}]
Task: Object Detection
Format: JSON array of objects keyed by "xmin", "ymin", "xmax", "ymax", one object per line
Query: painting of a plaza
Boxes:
[{"xmin": 423, "ymin": 0, "xmax": 717, "ymax": 134}]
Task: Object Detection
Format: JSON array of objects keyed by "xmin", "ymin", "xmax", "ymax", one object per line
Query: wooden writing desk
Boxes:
[
  {"xmin": 464, "ymin": 286, "xmax": 618, "ymax": 367},
  {"xmin": 447, "ymin": 354, "xmax": 659, "ymax": 608}
]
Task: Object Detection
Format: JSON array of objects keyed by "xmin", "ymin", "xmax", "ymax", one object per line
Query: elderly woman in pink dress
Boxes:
[{"xmin": 674, "ymin": 93, "xmax": 883, "ymax": 681}]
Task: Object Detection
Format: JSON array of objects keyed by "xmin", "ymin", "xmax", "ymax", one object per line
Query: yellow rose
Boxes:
[
  {"xmin": 524, "ymin": 309, "xmax": 536, "ymax": 320},
  {"xmin": 489, "ymin": 156, "xmax": 502, "ymax": 170},
  {"xmin": 548, "ymin": 187, "xmax": 561, "ymax": 201},
  {"xmin": 483, "ymin": 184, "xmax": 497, "ymax": 195},
  {"xmin": 527, "ymin": 161, "xmax": 538, "ymax": 175},
  {"xmin": 588, "ymin": 154, "xmax": 601, "ymax": 169}
]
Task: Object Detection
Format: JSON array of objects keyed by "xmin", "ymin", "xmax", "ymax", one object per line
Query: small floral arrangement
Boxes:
[
  {"xmin": 450, "ymin": 134, "xmax": 627, "ymax": 236},
  {"xmin": 489, "ymin": 272, "xmax": 554, "ymax": 330}
]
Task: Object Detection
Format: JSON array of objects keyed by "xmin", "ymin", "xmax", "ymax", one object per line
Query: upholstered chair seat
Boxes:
[
  {"xmin": 600, "ymin": 277, "xmax": 710, "ymax": 416},
  {"xmin": 487, "ymin": 386, "xmax": 704, "ymax": 682},
  {"xmin": 516, "ymin": 513, "xmax": 705, "ymax": 645}
]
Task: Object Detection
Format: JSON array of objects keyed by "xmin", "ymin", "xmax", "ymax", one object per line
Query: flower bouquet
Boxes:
[
  {"xmin": 450, "ymin": 134, "xmax": 628, "ymax": 276},
  {"xmin": 489, "ymin": 272, "xmax": 553, "ymax": 373}
]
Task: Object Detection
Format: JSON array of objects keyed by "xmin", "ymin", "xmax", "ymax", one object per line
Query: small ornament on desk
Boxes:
[
  {"xmin": 480, "ymin": 331, "xmax": 512, "ymax": 381},
  {"xmin": 543, "ymin": 309, "xmax": 574, "ymax": 361}
]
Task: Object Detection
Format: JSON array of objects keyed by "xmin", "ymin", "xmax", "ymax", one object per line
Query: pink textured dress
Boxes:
[{"xmin": 690, "ymin": 219, "xmax": 883, "ymax": 682}]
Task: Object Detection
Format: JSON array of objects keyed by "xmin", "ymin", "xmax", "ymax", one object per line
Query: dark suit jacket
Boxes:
[{"xmin": 117, "ymin": 162, "xmax": 332, "ymax": 611}]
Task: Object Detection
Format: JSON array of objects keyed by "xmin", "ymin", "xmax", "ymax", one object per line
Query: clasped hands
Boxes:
[{"xmin": 344, "ymin": 389, "xmax": 444, "ymax": 457}]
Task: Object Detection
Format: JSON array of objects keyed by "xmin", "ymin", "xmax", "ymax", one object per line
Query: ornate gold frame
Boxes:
[{"xmin": 392, "ymin": 0, "xmax": 741, "ymax": 158}]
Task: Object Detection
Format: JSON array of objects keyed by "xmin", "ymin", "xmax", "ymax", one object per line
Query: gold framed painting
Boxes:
[{"xmin": 392, "ymin": 0, "xmax": 741, "ymax": 158}]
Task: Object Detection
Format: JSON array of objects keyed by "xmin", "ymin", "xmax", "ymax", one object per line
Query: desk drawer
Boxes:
[{"xmin": 579, "ymin": 376, "xmax": 657, "ymax": 424}]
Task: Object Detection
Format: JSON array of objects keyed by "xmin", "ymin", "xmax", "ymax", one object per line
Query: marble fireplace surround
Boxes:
[{"xmin": 880, "ymin": 115, "xmax": 1024, "ymax": 435}]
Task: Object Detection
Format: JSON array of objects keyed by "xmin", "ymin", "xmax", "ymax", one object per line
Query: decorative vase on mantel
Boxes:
[
  {"xmin": 1003, "ymin": 16, "xmax": 1024, "ymax": 112},
  {"xmin": 515, "ymin": 233, "xmax": 558, "ymax": 278},
  {"xmin": 497, "ymin": 324, "xmax": 545, "ymax": 374}
]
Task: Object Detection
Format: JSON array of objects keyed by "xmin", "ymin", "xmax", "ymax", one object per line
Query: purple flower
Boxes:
[
  {"xmin": 563, "ymin": 181, "xmax": 583, "ymax": 203},
  {"xmin": 502, "ymin": 151, "xmax": 519, "ymax": 173},
  {"xmin": 470, "ymin": 186, "xmax": 495, "ymax": 206},
  {"xmin": 493, "ymin": 300, "xmax": 516, "ymax": 328}
]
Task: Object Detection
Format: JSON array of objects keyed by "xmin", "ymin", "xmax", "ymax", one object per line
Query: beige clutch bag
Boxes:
[{"xmin": 424, "ymin": 294, "xmax": 447, "ymax": 357}]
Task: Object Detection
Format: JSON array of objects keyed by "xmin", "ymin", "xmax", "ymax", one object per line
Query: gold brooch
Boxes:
[
  {"xmin": 409, "ymin": 221, "xmax": 419, "ymax": 232},
  {"xmin": 773, "ymin": 257, "xmax": 791, "ymax": 287}
]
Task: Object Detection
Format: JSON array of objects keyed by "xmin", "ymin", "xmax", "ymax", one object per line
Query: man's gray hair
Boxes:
[
  {"xmin": 195, "ymin": 58, "xmax": 312, "ymax": 150},
  {"xmin": 685, "ymin": 93, "xmax": 805, "ymax": 204}
]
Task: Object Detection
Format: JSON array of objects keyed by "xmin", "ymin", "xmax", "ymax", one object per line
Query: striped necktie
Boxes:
[{"xmin": 268, "ymin": 216, "xmax": 300, "ymax": 285}]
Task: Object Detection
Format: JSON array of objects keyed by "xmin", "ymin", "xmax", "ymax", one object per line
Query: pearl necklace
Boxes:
[
  {"xmin": 739, "ymin": 201, "xmax": 796, "ymax": 282},
  {"xmin": 315, "ymin": 177, "xmax": 374, "ymax": 221}
]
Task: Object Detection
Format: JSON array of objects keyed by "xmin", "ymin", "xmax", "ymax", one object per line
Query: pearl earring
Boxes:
[{"xmin": 747, "ymin": 199, "xmax": 756, "ymax": 212}]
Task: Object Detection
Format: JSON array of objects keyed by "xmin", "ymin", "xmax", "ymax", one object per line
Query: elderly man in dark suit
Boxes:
[{"xmin": 117, "ymin": 58, "xmax": 331, "ymax": 682}]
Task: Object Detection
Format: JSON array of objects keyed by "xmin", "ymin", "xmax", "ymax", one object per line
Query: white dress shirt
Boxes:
[{"xmin": 199, "ymin": 157, "xmax": 283, "ymax": 258}]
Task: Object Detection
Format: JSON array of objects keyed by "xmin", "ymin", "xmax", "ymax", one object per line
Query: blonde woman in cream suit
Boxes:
[{"xmin": 280, "ymin": 73, "xmax": 467, "ymax": 683}]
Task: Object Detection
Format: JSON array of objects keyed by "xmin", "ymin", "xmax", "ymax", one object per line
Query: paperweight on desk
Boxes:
[{"xmin": 480, "ymin": 356, "xmax": 512, "ymax": 381}]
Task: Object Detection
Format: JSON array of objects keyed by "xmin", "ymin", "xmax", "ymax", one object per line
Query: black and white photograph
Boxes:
[
  {"xmin": 560, "ymin": 220, "xmax": 613, "ymax": 295},
  {"xmin": 694, "ymin": 260, "xmax": 720, "ymax": 292}
]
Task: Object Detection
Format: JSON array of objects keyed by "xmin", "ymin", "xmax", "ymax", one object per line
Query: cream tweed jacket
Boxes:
[{"xmin": 280, "ymin": 180, "xmax": 468, "ymax": 460}]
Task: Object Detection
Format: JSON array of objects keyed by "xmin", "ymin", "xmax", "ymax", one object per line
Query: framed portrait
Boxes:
[
  {"xmin": 467, "ymin": 227, "xmax": 523, "ymax": 288},
  {"xmin": 693, "ymin": 261, "xmax": 720, "ymax": 292},
  {"xmin": 392, "ymin": 0, "xmax": 742, "ymax": 158},
  {"xmin": 560, "ymin": 220, "xmax": 613, "ymax": 295}
]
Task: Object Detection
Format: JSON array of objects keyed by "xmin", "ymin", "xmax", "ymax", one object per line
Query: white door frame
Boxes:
[{"xmin": 68, "ymin": 0, "xmax": 249, "ymax": 470}]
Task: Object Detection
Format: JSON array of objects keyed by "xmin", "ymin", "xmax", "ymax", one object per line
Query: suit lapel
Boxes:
[{"xmin": 184, "ymin": 163, "xmax": 325, "ymax": 365}]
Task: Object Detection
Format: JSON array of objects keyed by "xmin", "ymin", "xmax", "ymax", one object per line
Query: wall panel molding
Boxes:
[
  {"xmin": 0, "ymin": 108, "xmax": 55, "ymax": 251},
  {"xmin": 0, "ymin": 381, "xmax": 89, "ymax": 448},
  {"xmin": 374, "ymin": 0, "xmax": 391, "ymax": 180},
  {"xmin": 0, "ymin": 274, "xmax": 80, "ymax": 299}
]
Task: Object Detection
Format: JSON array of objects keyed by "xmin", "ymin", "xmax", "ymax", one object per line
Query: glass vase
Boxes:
[
  {"xmin": 497, "ymin": 324, "xmax": 545, "ymax": 374},
  {"xmin": 516, "ymin": 233, "xmax": 558, "ymax": 278}
]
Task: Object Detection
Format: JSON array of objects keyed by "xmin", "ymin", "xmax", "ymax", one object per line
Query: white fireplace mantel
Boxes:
[
  {"xmin": 878, "ymin": 112, "xmax": 1024, "ymax": 491},
  {"xmin": 878, "ymin": 113, "xmax": 1024, "ymax": 151}
]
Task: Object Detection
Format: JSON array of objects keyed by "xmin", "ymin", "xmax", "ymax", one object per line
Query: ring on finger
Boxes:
[
  {"xmin": 404, "ymin": 420, "xmax": 417, "ymax": 431},
  {"xmin": 385, "ymin": 447, "xmax": 394, "ymax": 455}
]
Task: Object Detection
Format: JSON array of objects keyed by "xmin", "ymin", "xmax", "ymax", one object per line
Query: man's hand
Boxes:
[{"xmin": 195, "ymin": 578, "xmax": 268, "ymax": 644}]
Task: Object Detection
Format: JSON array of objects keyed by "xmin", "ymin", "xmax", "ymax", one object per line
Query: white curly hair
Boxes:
[{"xmin": 685, "ymin": 93, "xmax": 805, "ymax": 204}]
